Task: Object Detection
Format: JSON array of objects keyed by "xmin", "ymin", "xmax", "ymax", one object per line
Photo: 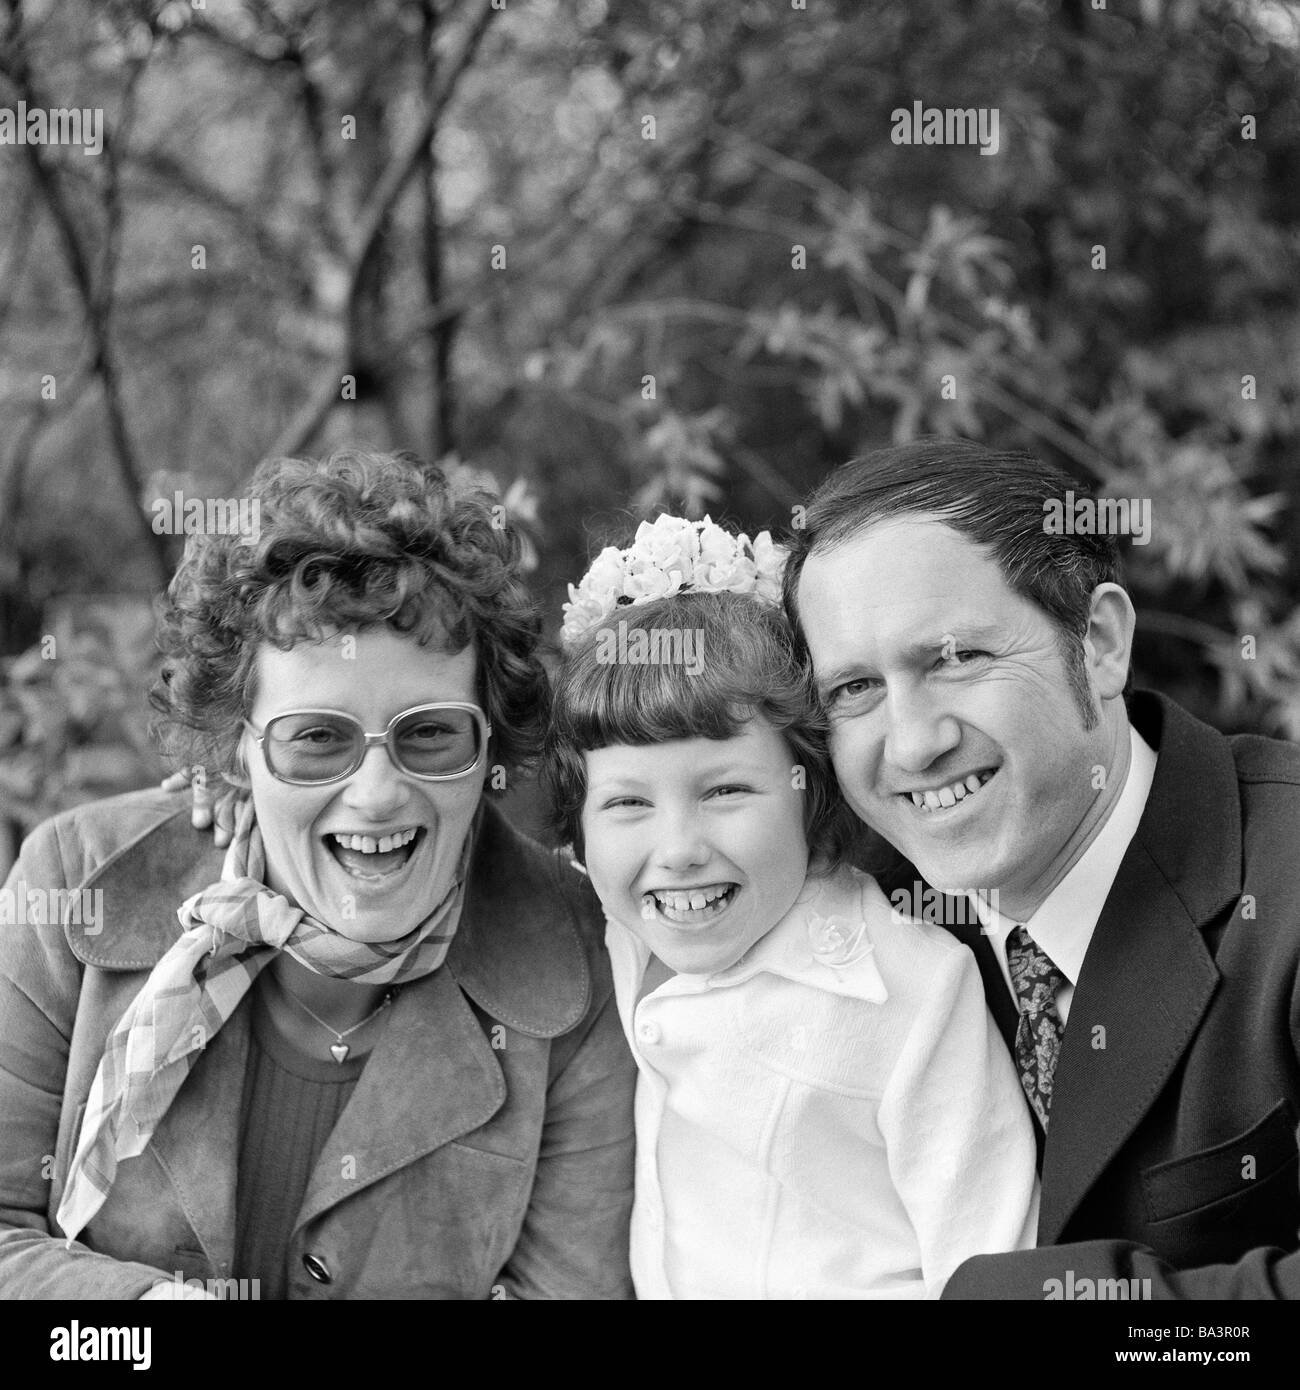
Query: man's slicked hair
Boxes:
[{"xmin": 781, "ymin": 439, "xmax": 1128, "ymax": 726}]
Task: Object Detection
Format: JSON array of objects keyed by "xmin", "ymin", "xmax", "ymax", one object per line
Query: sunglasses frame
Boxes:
[{"xmin": 243, "ymin": 701, "xmax": 492, "ymax": 786}]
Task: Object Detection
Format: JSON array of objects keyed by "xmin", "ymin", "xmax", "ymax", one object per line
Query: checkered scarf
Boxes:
[{"xmin": 56, "ymin": 797, "xmax": 470, "ymax": 1247}]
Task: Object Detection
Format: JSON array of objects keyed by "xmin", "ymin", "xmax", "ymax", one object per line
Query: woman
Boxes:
[{"xmin": 0, "ymin": 449, "xmax": 635, "ymax": 1300}]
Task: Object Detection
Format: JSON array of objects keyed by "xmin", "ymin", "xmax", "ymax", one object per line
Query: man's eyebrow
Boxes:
[
  {"xmin": 934, "ymin": 623, "xmax": 1003, "ymax": 651},
  {"xmin": 814, "ymin": 663, "xmax": 869, "ymax": 695},
  {"xmin": 814, "ymin": 624, "xmax": 1003, "ymax": 691}
]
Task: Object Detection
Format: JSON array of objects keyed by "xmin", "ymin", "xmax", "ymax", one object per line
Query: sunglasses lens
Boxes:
[
  {"xmin": 392, "ymin": 707, "xmax": 482, "ymax": 777},
  {"xmin": 263, "ymin": 713, "xmax": 361, "ymax": 783}
]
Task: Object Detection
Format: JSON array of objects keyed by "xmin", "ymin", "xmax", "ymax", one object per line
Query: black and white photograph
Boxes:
[{"xmin": 1, "ymin": 0, "xmax": 1298, "ymax": 1355}]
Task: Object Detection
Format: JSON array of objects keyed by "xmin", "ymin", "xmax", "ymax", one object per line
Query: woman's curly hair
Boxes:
[{"xmin": 150, "ymin": 448, "xmax": 550, "ymax": 787}]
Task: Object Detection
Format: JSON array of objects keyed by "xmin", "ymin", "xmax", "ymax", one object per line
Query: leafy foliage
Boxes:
[{"xmin": 0, "ymin": 0, "xmax": 1298, "ymax": 804}]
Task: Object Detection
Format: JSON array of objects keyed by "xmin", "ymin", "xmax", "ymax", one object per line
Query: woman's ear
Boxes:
[{"xmin": 220, "ymin": 736, "xmax": 253, "ymax": 791}]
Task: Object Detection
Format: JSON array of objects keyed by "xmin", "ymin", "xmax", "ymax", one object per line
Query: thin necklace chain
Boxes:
[{"xmin": 272, "ymin": 972, "xmax": 397, "ymax": 1044}]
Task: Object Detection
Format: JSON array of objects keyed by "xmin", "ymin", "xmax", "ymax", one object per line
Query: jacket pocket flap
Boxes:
[{"xmin": 1142, "ymin": 1100, "xmax": 1298, "ymax": 1223}]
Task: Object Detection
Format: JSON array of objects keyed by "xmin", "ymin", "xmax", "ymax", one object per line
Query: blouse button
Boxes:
[
  {"xmin": 302, "ymin": 1253, "xmax": 332, "ymax": 1284},
  {"xmin": 636, "ymin": 1020, "xmax": 662, "ymax": 1046}
]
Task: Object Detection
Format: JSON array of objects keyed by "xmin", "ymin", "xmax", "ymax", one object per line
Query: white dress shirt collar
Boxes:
[{"xmin": 973, "ymin": 723, "xmax": 1157, "ymax": 1018}]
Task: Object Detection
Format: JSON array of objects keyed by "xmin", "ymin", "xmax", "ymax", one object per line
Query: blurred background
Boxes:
[{"xmin": 2, "ymin": 0, "xmax": 1300, "ymax": 873}]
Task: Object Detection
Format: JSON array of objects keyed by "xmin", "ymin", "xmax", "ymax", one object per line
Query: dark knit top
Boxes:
[{"xmin": 234, "ymin": 983, "xmax": 366, "ymax": 1300}]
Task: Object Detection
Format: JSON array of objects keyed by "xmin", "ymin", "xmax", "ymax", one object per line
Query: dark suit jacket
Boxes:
[{"xmin": 884, "ymin": 690, "xmax": 1300, "ymax": 1299}]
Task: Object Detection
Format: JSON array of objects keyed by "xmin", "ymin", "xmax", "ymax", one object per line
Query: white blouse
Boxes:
[{"xmin": 606, "ymin": 865, "xmax": 1039, "ymax": 1299}]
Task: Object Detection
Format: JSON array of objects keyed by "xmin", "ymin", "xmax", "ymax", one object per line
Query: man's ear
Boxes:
[{"xmin": 1084, "ymin": 583, "xmax": 1136, "ymax": 701}]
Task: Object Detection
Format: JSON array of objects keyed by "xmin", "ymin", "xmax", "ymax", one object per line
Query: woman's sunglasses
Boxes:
[{"xmin": 244, "ymin": 702, "xmax": 492, "ymax": 785}]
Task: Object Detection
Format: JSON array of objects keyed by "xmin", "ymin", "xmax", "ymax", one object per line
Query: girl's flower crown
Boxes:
[{"xmin": 560, "ymin": 513, "xmax": 788, "ymax": 648}]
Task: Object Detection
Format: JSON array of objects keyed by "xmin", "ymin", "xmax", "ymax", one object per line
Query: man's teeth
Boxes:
[
  {"xmin": 909, "ymin": 770, "xmax": 994, "ymax": 812},
  {"xmin": 331, "ymin": 828, "xmax": 419, "ymax": 854}
]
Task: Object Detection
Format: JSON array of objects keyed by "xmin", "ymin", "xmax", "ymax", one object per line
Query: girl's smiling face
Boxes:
[{"xmin": 580, "ymin": 718, "xmax": 810, "ymax": 976}]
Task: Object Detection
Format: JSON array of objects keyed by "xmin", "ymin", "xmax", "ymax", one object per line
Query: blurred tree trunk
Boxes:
[{"xmin": 421, "ymin": 0, "xmax": 456, "ymax": 462}]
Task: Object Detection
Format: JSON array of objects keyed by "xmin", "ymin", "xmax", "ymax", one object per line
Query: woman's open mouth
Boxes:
[
  {"xmin": 325, "ymin": 827, "xmax": 425, "ymax": 880},
  {"xmin": 640, "ymin": 883, "xmax": 739, "ymax": 926}
]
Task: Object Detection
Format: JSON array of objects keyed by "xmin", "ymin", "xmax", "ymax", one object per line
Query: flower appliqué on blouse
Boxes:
[{"xmin": 806, "ymin": 910, "xmax": 872, "ymax": 968}]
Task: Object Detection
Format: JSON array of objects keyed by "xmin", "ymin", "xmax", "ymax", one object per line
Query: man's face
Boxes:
[{"xmin": 797, "ymin": 517, "xmax": 1122, "ymax": 916}]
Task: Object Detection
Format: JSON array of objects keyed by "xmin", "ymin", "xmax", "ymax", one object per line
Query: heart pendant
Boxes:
[{"xmin": 329, "ymin": 1042, "xmax": 350, "ymax": 1064}]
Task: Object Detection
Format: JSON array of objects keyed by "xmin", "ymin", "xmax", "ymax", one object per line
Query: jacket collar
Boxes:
[
  {"xmin": 444, "ymin": 803, "xmax": 591, "ymax": 1037},
  {"xmin": 713, "ymin": 866, "xmax": 889, "ymax": 1003},
  {"xmin": 1038, "ymin": 690, "xmax": 1236, "ymax": 1241},
  {"xmin": 65, "ymin": 797, "xmax": 590, "ymax": 1039}
]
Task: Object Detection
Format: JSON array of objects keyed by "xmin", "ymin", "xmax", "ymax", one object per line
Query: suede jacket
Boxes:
[{"xmin": 0, "ymin": 789, "xmax": 635, "ymax": 1300}]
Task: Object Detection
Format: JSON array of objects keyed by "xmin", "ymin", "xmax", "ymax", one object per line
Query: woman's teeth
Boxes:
[
  {"xmin": 641, "ymin": 884, "xmax": 737, "ymax": 922},
  {"xmin": 332, "ymin": 828, "xmax": 419, "ymax": 855},
  {"xmin": 909, "ymin": 769, "xmax": 995, "ymax": 812},
  {"xmin": 328, "ymin": 827, "xmax": 420, "ymax": 878}
]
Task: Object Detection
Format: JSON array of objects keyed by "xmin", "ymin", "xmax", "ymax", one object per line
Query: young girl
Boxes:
[{"xmin": 542, "ymin": 514, "xmax": 1038, "ymax": 1299}]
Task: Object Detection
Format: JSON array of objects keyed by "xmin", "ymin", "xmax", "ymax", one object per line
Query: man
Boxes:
[{"xmin": 783, "ymin": 438, "xmax": 1300, "ymax": 1298}]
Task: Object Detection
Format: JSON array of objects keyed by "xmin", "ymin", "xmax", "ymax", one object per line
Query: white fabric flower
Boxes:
[
  {"xmin": 751, "ymin": 531, "xmax": 787, "ymax": 605},
  {"xmin": 582, "ymin": 545, "xmax": 627, "ymax": 600},
  {"xmin": 806, "ymin": 910, "xmax": 872, "ymax": 968},
  {"xmin": 623, "ymin": 559, "xmax": 682, "ymax": 602},
  {"xmin": 560, "ymin": 514, "xmax": 788, "ymax": 647},
  {"xmin": 633, "ymin": 515, "xmax": 700, "ymax": 576}
]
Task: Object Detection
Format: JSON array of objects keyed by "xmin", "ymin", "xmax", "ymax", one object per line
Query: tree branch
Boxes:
[
  {"xmin": 421, "ymin": 0, "xmax": 454, "ymax": 460},
  {"xmin": 3, "ymin": 31, "xmax": 170, "ymax": 588},
  {"xmin": 263, "ymin": 0, "xmax": 499, "ymax": 463}
]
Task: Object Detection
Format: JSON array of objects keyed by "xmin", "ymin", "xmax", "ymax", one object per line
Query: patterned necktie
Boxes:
[{"xmin": 1005, "ymin": 924, "xmax": 1066, "ymax": 1131}]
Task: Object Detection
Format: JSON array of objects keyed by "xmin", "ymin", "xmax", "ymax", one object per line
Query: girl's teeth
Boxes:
[
  {"xmin": 937, "ymin": 786, "xmax": 956, "ymax": 808},
  {"xmin": 645, "ymin": 885, "xmax": 732, "ymax": 915},
  {"xmin": 965, "ymin": 775, "xmax": 982, "ymax": 793}
]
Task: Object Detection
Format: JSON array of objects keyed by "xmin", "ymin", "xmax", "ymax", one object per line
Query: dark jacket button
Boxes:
[{"xmin": 302, "ymin": 1254, "xmax": 332, "ymax": 1284}]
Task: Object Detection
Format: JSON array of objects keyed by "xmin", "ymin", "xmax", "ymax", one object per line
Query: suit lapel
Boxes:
[
  {"xmin": 1037, "ymin": 692, "xmax": 1240, "ymax": 1242},
  {"xmin": 1037, "ymin": 842, "xmax": 1219, "ymax": 1241}
]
